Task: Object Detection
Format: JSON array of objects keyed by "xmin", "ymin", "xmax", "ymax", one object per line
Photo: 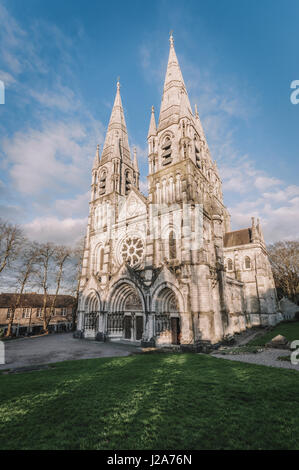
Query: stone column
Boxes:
[{"xmin": 213, "ymin": 214, "xmax": 229, "ymax": 338}]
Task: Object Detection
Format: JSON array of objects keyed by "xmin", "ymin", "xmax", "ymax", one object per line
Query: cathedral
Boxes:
[{"xmin": 76, "ymin": 34, "xmax": 280, "ymax": 350}]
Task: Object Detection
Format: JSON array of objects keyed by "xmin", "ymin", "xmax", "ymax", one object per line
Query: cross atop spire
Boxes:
[{"xmin": 169, "ymin": 30, "xmax": 174, "ymax": 46}]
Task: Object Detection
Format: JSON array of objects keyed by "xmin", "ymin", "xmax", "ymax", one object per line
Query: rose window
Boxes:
[{"xmin": 121, "ymin": 237, "xmax": 144, "ymax": 267}]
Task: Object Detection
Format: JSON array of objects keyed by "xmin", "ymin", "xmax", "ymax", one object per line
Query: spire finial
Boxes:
[
  {"xmin": 117, "ymin": 77, "xmax": 120, "ymax": 90},
  {"xmin": 151, "ymin": 105, "xmax": 155, "ymax": 113},
  {"xmin": 169, "ymin": 30, "xmax": 174, "ymax": 46}
]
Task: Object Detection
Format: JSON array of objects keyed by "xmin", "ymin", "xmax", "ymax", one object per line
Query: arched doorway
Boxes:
[
  {"xmin": 154, "ymin": 286, "xmax": 181, "ymax": 345},
  {"xmin": 83, "ymin": 293, "xmax": 100, "ymax": 338},
  {"xmin": 108, "ymin": 281, "xmax": 145, "ymax": 342}
]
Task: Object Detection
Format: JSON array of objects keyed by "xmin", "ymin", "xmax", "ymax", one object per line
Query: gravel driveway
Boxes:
[
  {"xmin": 0, "ymin": 333, "xmax": 141, "ymax": 371},
  {"xmin": 211, "ymin": 348, "xmax": 299, "ymax": 371}
]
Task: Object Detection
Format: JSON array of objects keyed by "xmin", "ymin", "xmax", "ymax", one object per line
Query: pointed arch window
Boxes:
[
  {"xmin": 169, "ymin": 230, "xmax": 177, "ymax": 260},
  {"xmin": 99, "ymin": 170, "xmax": 107, "ymax": 195},
  {"xmin": 161, "ymin": 136, "xmax": 172, "ymax": 166},
  {"xmin": 227, "ymin": 258, "xmax": 233, "ymax": 272},
  {"xmin": 99, "ymin": 248, "xmax": 104, "ymax": 271},
  {"xmin": 125, "ymin": 170, "xmax": 131, "ymax": 195},
  {"xmin": 194, "ymin": 135, "xmax": 201, "ymax": 168},
  {"xmin": 245, "ymin": 256, "xmax": 251, "ymax": 270}
]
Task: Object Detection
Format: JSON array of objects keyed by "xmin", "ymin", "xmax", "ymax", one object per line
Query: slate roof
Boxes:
[
  {"xmin": 0, "ymin": 293, "xmax": 76, "ymax": 308},
  {"xmin": 224, "ymin": 228, "xmax": 252, "ymax": 248}
]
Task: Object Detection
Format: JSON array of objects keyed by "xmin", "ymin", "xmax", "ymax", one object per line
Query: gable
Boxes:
[{"xmin": 118, "ymin": 189, "xmax": 147, "ymax": 222}]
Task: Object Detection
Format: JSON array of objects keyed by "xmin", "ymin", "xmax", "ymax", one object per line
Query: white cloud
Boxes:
[
  {"xmin": 0, "ymin": 4, "xmax": 105, "ymax": 243},
  {"xmin": 23, "ymin": 216, "xmax": 87, "ymax": 245},
  {"xmin": 30, "ymin": 85, "xmax": 79, "ymax": 112},
  {"xmin": 139, "ymin": 43, "xmax": 166, "ymax": 87},
  {"xmin": 228, "ymin": 177, "xmax": 299, "ymax": 242},
  {"xmin": 262, "ymin": 197, "xmax": 299, "ymax": 242},
  {"xmin": 0, "ymin": 3, "xmax": 37, "ymax": 78},
  {"xmin": 0, "ymin": 203, "xmax": 23, "ymax": 221},
  {"xmin": 54, "ymin": 192, "xmax": 90, "ymax": 218},
  {"xmin": 254, "ymin": 176, "xmax": 282, "ymax": 191},
  {"xmin": 0, "ymin": 70, "xmax": 16, "ymax": 87},
  {"xmin": 0, "ymin": 3, "xmax": 26, "ymax": 50},
  {"xmin": 2, "ymin": 119, "xmax": 103, "ymax": 196},
  {"xmin": 262, "ymin": 185, "xmax": 299, "ymax": 202}
]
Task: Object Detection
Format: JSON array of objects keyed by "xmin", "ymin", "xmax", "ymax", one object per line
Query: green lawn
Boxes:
[
  {"xmin": 1, "ymin": 353, "xmax": 299, "ymax": 450},
  {"xmin": 249, "ymin": 321, "xmax": 299, "ymax": 346}
]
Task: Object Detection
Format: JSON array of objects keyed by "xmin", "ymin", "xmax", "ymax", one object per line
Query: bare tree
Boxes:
[
  {"xmin": 49, "ymin": 245, "xmax": 71, "ymax": 318},
  {"xmin": 6, "ymin": 241, "xmax": 40, "ymax": 337},
  {"xmin": 0, "ymin": 219, "xmax": 24, "ymax": 275},
  {"xmin": 70, "ymin": 238, "xmax": 85, "ymax": 330},
  {"xmin": 37, "ymin": 243, "xmax": 56, "ymax": 333},
  {"xmin": 268, "ymin": 240, "xmax": 299, "ymax": 303}
]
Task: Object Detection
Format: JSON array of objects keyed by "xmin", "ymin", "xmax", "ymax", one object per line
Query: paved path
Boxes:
[
  {"xmin": 211, "ymin": 348, "xmax": 299, "ymax": 371},
  {"xmin": 233, "ymin": 328, "xmax": 269, "ymax": 346},
  {"xmin": 0, "ymin": 333, "xmax": 142, "ymax": 371}
]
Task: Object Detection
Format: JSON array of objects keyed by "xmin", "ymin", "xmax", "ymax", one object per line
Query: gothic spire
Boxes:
[
  {"xmin": 158, "ymin": 33, "xmax": 192, "ymax": 130},
  {"xmin": 101, "ymin": 80, "xmax": 131, "ymax": 162},
  {"xmin": 147, "ymin": 105, "xmax": 157, "ymax": 138}
]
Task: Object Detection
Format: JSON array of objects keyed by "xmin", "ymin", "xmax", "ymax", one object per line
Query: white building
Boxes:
[{"xmin": 76, "ymin": 34, "xmax": 280, "ymax": 350}]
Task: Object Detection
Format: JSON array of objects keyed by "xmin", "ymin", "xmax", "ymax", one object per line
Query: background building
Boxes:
[{"xmin": 0, "ymin": 293, "xmax": 75, "ymax": 336}]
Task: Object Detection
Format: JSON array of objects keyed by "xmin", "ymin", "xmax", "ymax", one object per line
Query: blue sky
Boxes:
[{"xmin": 0, "ymin": 0, "xmax": 298, "ymax": 244}]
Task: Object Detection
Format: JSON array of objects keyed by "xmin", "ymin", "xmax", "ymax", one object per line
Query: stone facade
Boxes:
[{"xmin": 77, "ymin": 35, "xmax": 281, "ymax": 350}]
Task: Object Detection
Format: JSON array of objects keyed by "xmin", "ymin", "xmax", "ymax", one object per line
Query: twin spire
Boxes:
[{"xmin": 96, "ymin": 33, "xmax": 203, "ymax": 169}]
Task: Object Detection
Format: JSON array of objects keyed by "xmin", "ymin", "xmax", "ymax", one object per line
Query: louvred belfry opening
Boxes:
[{"xmin": 162, "ymin": 136, "xmax": 172, "ymax": 165}]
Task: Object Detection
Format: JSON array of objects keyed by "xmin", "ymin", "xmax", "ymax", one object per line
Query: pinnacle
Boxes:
[{"xmin": 147, "ymin": 105, "xmax": 157, "ymax": 138}]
